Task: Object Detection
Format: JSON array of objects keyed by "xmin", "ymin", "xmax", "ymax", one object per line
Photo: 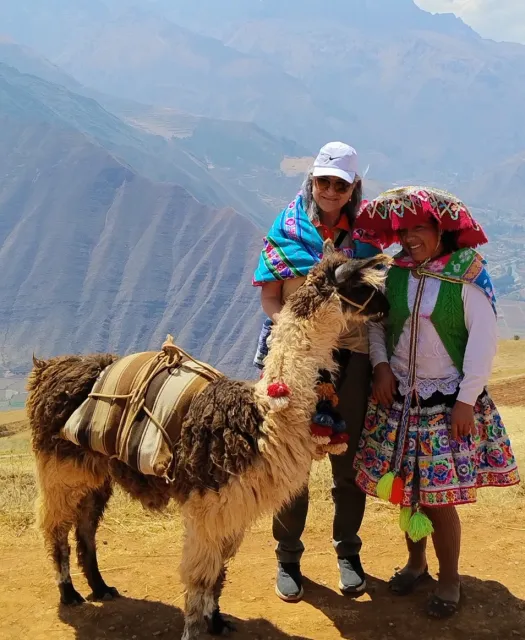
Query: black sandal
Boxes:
[
  {"xmin": 426, "ymin": 588, "xmax": 461, "ymax": 619},
  {"xmin": 389, "ymin": 566, "xmax": 430, "ymax": 596}
]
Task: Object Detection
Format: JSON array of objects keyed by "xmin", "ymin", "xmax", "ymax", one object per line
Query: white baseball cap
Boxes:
[{"xmin": 312, "ymin": 142, "xmax": 359, "ymax": 184}]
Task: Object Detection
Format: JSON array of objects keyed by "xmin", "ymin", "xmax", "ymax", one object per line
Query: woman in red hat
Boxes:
[{"xmin": 353, "ymin": 186, "xmax": 520, "ymax": 618}]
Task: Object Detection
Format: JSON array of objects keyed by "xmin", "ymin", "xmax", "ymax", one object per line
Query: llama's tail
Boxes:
[{"xmin": 27, "ymin": 352, "xmax": 118, "ymax": 452}]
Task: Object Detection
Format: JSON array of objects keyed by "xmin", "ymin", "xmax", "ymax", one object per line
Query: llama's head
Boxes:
[{"xmin": 287, "ymin": 240, "xmax": 390, "ymax": 323}]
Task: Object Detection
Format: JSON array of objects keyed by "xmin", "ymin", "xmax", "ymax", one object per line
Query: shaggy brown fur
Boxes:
[
  {"xmin": 109, "ymin": 459, "xmax": 172, "ymax": 511},
  {"xmin": 28, "ymin": 353, "xmax": 118, "ymax": 456},
  {"xmin": 174, "ymin": 378, "xmax": 263, "ymax": 495},
  {"xmin": 289, "ymin": 250, "xmax": 388, "ymax": 320},
  {"xmin": 28, "ymin": 246, "xmax": 389, "ymax": 640}
]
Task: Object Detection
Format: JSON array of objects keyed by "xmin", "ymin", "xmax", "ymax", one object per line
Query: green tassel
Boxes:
[
  {"xmin": 376, "ymin": 471, "xmax": 395, "ymax": 501},
  {"xmin": 407, "ymin": 510, "xmax": 434, "ymax": 543},
  {"xmin": 399, "ymin": 507, "xmax": 412, "ymax": 533}
]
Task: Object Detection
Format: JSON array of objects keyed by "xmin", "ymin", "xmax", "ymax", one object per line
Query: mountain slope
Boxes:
[
  {"xmin": 115, "ymin": 0, "xmax": 525, "ymax": 206},
  {"xmin": 0, "ymin": 58, "xmax": 307, "ymax": 225},
  {"xmin": 0, "ymin": 3, "xmax": 340, "ymax": 149},
  {"xmin": 3, "ymin": 0, "xmax": 525, "ymax": 210},
  {"xmin": 0, "ymin": 116, "xmax": 263, "ymax": 377},
  {"xmin": 52, "ymin": 7, "xmax": 338, "ymax": 150},
  {"xmin": 463, "ymin": 153, "xmax": 525, "ymax": 213},
  {"xmin": 0, "ymin": 0, "xmax": 112, "ymax": 59},
  {"xmin": 0, "ymin": 37, "xmax": 81, "ymax": 89},
  {"xmin": 150, "ymin": 0, "xmax": 477, "ymax": 41},
  {"xmin": 219, "ymin": 14, "xmax": 525, "ymax": 184}
]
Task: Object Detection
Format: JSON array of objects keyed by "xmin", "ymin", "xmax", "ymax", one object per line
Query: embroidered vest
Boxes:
[{"xmin": 385, "ymin": 267, "xmax": 468, "ymax": 373}]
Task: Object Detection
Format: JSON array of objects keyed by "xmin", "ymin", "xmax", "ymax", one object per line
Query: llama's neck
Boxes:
[
  {"xmin": 248, "ymin": 298, "xmax": 347, "ymax": 516},
  {"xmin": 254, "ymin": 299, "xmax": 345, "ymax": 426}
]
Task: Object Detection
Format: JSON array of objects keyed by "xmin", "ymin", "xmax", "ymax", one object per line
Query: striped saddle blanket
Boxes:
[{"xmin": 60, "ymin": 336, "xmax": 223, "ymax": 479}]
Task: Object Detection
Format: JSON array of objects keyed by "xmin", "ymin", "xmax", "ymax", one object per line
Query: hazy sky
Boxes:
[{"xmin": 415, "ymin": 0, "xmax": 525, "ymax": 44}]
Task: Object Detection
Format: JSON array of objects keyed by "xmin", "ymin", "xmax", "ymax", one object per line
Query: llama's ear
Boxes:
[
  {"xmin": 334, "ymin": 260, "xmax": 354, "ymax": 284},
  {"xmin": 32, "ymin": 353, "xmax": 46, "ymax": 369},
  {"xmin": 360, "ymin": 254, "xmax": 392, "ymax": 270},
  {"xmin": 323, "ymin": 239, "xmax": 336, "ymax": 256},
  {"xmin": 359, "ymin": 254, "xmax": 392, "ymax": 287},
  {"xmin": 334, "ymin": 254, "xmax": 392, "ymax": 285}
]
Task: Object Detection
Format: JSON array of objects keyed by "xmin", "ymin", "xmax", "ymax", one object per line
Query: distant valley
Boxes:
[{"xmin": 1, "ymin": 0, "xmax": 525, "ymax": 381}]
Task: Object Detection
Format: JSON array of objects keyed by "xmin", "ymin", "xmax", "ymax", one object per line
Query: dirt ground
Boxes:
[
  {"xmin": 1, "ymin": 502, "xmax": 524, "ymax": 640},
  {"xmin": 1, "ymin": 362, "xmax": 525, "ymax": 640}
]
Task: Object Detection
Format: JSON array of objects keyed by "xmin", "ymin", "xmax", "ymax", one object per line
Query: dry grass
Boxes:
[
  {"xmin": 1, "ymin": 406, "xmax": 522, "ymax": 538},
  {"xmin": 1, "ymin": 341, "xmax": 524, "ymax": 537},
  {"xmin": 0, "ymin": 409, "xmax": 28, "ymax": 438},
  {"xmin": 0, "ymin": 453, "xmax": 36, "ymax": 534},
  {"xmin": 490, "ymin": 339, "xmax": 525, "ymax": 382}
]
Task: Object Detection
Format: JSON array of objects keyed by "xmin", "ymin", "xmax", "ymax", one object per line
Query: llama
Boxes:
[{"xmin": 27, "ymin": 244, "xmax": 390, "ymax": 640}]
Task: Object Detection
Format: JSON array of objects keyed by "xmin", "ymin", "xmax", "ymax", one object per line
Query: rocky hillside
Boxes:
[
  {"xmin": 0, "ymin": 49, "xmax": 307, "ymax": 225},
  {"xmin": 2, "ymin": 0, "xmax": 525, "ymax": 375},
  {"xmin": 3, "ymin": 0, "xmax": 525, "ymax": 210},
  {"xmin": 0, "ymin": 64, "xmax": 269, "ymax": 378}
]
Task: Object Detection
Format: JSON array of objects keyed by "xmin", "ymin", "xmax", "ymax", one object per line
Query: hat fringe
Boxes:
[{"xmin": 356, "ymin": 186, "xmax": 488, "ymax": 249}]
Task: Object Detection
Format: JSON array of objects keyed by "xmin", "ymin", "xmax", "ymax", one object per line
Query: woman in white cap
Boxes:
[{"xmin": 252, "ymin": 142, "xmax": 382, "ymax": 601}]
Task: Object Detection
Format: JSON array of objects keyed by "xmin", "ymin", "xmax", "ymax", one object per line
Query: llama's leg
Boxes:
[
  {"xmin": 35, "ymin": 452, "xmax": 108, "ymax": 606},
  {"xmin": 181, "ymin": 522, "xmax": 243, "ymax": 640},
  {"xmin": 38, "ymin": 489, "xmax": 84, "ymax": 605},
  {"xmin": 180, "ymin": 527, "xmax": 221, "ymax": 640},
  {"xmin": 207, "ymin": 533, "xmax": 244, "ymax": 635},
  {"xmin": 75, "ymin": 480, "xmax": 119, "ymax": 601},
  {"xmin": 50, "ymin": 522, "xmax": 84, "ymax": 605}
]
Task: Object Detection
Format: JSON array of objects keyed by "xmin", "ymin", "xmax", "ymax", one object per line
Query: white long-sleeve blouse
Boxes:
[{"xmin": 368, "ymin": 274, "xmax": 498, "ymax": 406}]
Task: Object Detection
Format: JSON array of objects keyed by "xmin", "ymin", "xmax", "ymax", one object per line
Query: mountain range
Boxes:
[
  {"xmin": 0, "ymin": 50, "xmax": 291, "ymax": 376},
  {"xmin": 1, "ymin": 0, "xmax": 525, "ymax": 375},
  {"xmin": 3, "ymin": 0, "xmax": 525, "ymax": 207},
  {"xmin": 0, "ymin": 93, "xmax": 265, "ymax": 376}
]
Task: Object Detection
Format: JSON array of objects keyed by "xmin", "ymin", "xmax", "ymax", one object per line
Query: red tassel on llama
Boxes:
[{"xmin": 266, "ymin": 381, "xmax": 291, "ymax": 410}]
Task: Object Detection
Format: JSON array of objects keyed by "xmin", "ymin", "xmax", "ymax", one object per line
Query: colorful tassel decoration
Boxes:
[
  {"xmin": 389, "ymin": 476, "xmax": 405, "ymax": 505},
  {"xmin": 376, "ymin": 471, "xmax": 395, "ymax": 501},
  {"xmin": 267, "ymin": 382, "xmax": 290, "ymax": 398},
  {"xmin": 399, "ymin": 507, "xmax": 412, "ymax": 533},
  {"xmin": 312, "ymin": 445, "xmax": 327, "ymax": 461},
  {"xmin": 325, "ymin": 442, "xmax": 348, "ymax": 456},
  {"xmin": 316, "ymin": 399, "xmax": 333, "ymax": 412},
  {"xmin": 311, "ymin": 425, "xmax": 333, "ymax": 438},
  {"xmin": 312, "ymin": 412, "xmax": 335, "ymax": 428},
  {"xmin": 332, "ymin": 418, "xmax": 347, "ymax": 433},
  {"xmin": 316, "ymin": 382, "xmax": 338, "ymax": 405},
  {"xmin": 329, "ymin": 432, "xmax": 349, "ymax": 445},
  {"xmin": 407, "ymin": 510, "xmax": 434, "ymax": 543}
]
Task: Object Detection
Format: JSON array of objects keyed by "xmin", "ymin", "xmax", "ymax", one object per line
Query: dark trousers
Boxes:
[{"xmin": 273, "ymin": 351, "xmax": 370, "ymax": 562}]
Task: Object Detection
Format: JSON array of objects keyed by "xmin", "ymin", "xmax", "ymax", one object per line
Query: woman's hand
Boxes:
[
  {"xmin": 451, "ymin": 401, "xmax": 475, "ymax": 440},
  {"xmin": 372, "ymin": 362, "xmax": 397, "ymax": 407}
]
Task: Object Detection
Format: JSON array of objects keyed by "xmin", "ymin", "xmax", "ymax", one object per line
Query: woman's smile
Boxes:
[{"xmin": 399, "ymin": 220, "xmax": 442, "ymax": 264}]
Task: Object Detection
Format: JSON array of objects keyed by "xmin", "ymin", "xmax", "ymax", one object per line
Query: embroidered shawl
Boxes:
[{"xmin": 253, "ymin": 193, "xmax": 381, "ymax": 286}]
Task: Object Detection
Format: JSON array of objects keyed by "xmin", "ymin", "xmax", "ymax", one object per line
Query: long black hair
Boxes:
[
  {"xmin": 441, "ymin": 230, "xmax": 460, "ymax": 254},
  {"xmin": 301, "ymin": 170, "xmax": 362, "ymax": 230}
]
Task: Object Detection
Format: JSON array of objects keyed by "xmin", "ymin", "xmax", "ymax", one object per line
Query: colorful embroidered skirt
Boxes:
[{"xmin": 354, "ymin": 390, "xmax": 520, "ymax": 507}]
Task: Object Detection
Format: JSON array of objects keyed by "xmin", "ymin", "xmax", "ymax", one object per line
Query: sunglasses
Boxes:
[{"xmin": 314, "ymin": 176, "xmax": 353, "ymax": 194}]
